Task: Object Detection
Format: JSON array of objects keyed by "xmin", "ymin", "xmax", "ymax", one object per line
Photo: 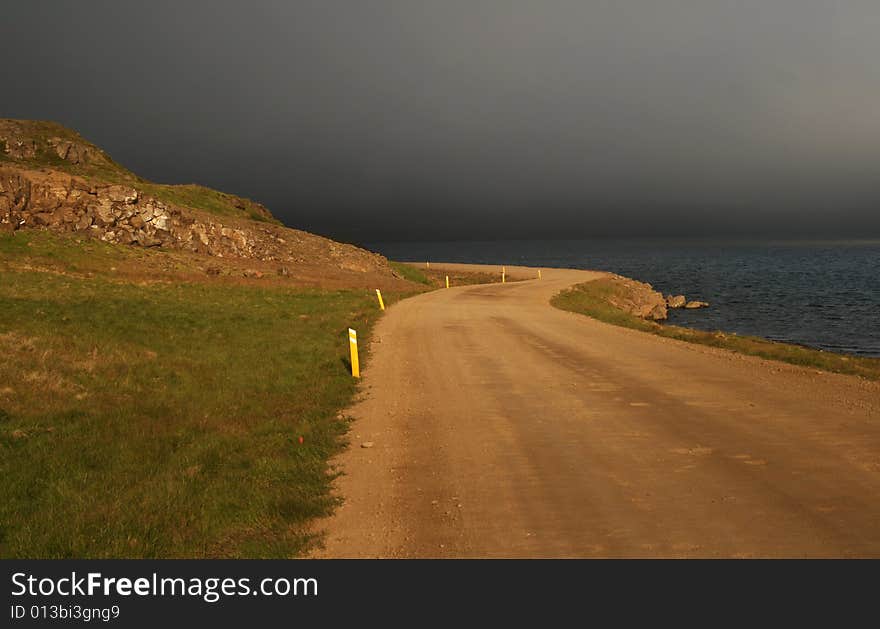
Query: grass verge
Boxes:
[
  {"xmin": 552, "ymin": 277, "xmax": 880, "ymax": 381},
  {"xmin": 390, "ymin": 261, "xmax": 429, "ymax": 285},
  {"xmin": 0, "ymin": 234, "xmax": 405, "ymax": 558},
  {"xmin": 391, "ymin": 261, "xmax": 518, "ymax": 288}
]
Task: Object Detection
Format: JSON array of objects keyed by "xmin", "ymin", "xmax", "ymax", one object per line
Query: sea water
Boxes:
[{"xmin": 366, "ymin": 239, "xmax": 880, "ymax": 357}]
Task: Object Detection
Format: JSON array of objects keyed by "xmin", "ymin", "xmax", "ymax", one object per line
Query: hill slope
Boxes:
[
  {"xmin": 0, "ymin": 119, "xmax": 389, "ymax": 277},
  {"xmin": 0, "ymin": 121, "xmax": 427, "ymax": 558}
]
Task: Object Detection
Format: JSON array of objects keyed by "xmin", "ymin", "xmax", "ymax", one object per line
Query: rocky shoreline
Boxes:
[{"xmin": 600, "ymin": 273, "xmax": 709, "ymax": 322}]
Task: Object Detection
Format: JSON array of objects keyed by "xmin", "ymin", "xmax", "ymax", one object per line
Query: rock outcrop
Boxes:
[
  {"xmin": 666, "ymin": 294, "xmax": 687, "ymax": 309},
  {"xmin": 0, "ymin": 166, "xmax": 388, "ymax": 272},
  {"xmin": 2, "ymin": 120, "xmax": 118, "ymax": 171},
  {"xmin": 0, "ymin": 118, "xmax": 392, "ymax": 275},
  {"xmin": 604, "ymin": 275, "xmax": 668, "ymax": 321},
  {"xmin": 685, "ymin": 300, "xmax": 710, "ymax": 309}
]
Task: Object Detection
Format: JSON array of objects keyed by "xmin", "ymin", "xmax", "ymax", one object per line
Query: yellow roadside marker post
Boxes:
[
  {"xmin": 538, "ymin": 269, "xmax": 542, "ymax": 280},
  {"xmin": 426, "ymin": 261, "xmax": 430, "ymax": 269},
  {"xmin": 445, "ymin": 275, "xmax": 449, "ymax": 288},
  {"xmin": 375, "ymin": 289, "xmax": 385, "ymax": 310},
  {"xmin": 502, "ymin": 266, "xmax": 506, "ymax": 283},
  {"xmin": 348, "ymin": 328, "xmax": 360, "ymax": 378}
]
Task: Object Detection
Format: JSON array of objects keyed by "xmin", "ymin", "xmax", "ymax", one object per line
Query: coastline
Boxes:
[
  {"xmin": 375, "ymin": 239, "xmax": 880, "ymax": 359},
  {"xmin": 315, "ymin": 261, "xmax": 880, "ymax": 558},
  {"xmin": 396, "ymin": 261, "xmax": 880, "ymax": 381},
  {"xmin": 550, "ymin": 274, "xmax": 880, "ymax": 382}
]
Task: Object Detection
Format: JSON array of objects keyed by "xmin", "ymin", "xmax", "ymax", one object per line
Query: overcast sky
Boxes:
[{"xmin": 3, "ymin": 1, "xmax": 879, "ymax": 242}]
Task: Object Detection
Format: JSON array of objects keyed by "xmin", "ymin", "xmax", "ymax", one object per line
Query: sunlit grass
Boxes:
[
  {"xmin": 553, "ymin": 278, "xmax": 880, "ymax": 381},
  {"xmin": 390, "ymin": 261, "xmax": 429, "ymax": 285},
  {"xmin": 0, "ymin": 263, "xmax": 391, "ymax": 558}
]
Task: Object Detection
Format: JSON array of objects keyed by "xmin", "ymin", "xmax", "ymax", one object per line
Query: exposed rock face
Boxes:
[
  {"xmin": 0, "ymin": 166, "xmax": 389, "ymax": 273},
  {"xmin": 685, "ymin": 300, "xmax": 710, "ymax": 309},
  {"xmin": 1, "ymin": 123, "xmax": 115, "ymax": 170},
  {"xmin": 48, "ymin": 137, "xmax": 102, "ymax": 165},
  {"xmin": 3, "ymin": 138, "xmax": 38, "ymax": 160},
  {"xmin": 1, "ymin": 118, "xmax": 277, "ymax": 224},
  {"xmin": 605, "ymin": 274, "xmax": 668, "ymax": 321},
  {"xmin": 666, "ymin": 294, "xmax": 687, "ymax": 309}
]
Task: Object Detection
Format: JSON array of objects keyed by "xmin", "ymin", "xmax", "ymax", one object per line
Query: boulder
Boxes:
[
  {"xmin": 604, "ymin": 276, "xmax": 668, "ymax": 321},
  {"xmin": 47, "ymin": 137, "xmax": 105, "ymax": 166},
  {"xmin": 91, "ymin": 199, "xmax": 116, "ymax": 226},
  {"xmin": 666, "ymin": 294, "xmax": 687, "ymax": 309},
  {"xmin": 152, "ymin": 214, "xmax": 170, "ymax": 231},
  {"xmin": 105, "ymin": 185, "xmax": 138, "ymax": 204},
  {"xmin": 75, "ymin": 214, "xmax": 92, "ymax": 230},
  {"xmin": 52, "ymin": 140, "xmax": 77, "ymax": 162},
  {"xmin": 135, "ymin": 232, "xmax": 161, "ymax": 247},
  {"xmin": 33, "ymin": 212, "xmax": 58, "ymax": 226},
  {"xmin": 685, "ymin": 300, "xmax": 710, "ymax": 309},
  {"xmin": 644, "ymin": 304, "xmax": 668, "ymax": 320},
  {"xmin": 116, "ymin": 229, "xmax": 136, "ymax": 245}
]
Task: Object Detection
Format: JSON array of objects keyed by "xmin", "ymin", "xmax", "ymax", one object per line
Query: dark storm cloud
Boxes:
[{"xmin": 3, "ymin": 1, "xmax": 879, "ymax": 242}]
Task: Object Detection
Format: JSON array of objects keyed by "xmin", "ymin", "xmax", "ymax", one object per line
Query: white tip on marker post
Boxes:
[{"xmin": 348, "ymin": 328, "xmax": 360, "ymax": 378}]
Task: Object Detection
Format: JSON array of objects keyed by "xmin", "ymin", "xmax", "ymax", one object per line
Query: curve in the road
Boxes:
[{"xmin": 316, "ymin": 264, "xmax": 880, "ymax": 558}]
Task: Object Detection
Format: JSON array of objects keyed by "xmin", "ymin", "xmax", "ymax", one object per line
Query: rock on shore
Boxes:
[
  {"xmin": 666, "ymin": 294, "xmax": 687, "ymax": 309},
  {"xmin": 604, "ymin": 275, "xmax": 668, "ymax": 321}
]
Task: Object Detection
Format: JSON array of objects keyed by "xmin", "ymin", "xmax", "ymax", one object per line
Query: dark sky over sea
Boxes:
[{"xmin": 3, "ymin": 1, "xmax": 880, "ymax": 243}]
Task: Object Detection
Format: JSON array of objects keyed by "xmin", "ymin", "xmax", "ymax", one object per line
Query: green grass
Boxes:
[
  {"xmin": 390, "ymin": 261, "xmax": 430, "ymax": 285},
  {"xmin": 138, "ymin": 183, "xmax": 280, "ymax": 224},
  {"xmin": 553, "ymin": 278, "xmax": 880, "ymax": 381},
  {"xmin": 0, "ymin": 263, "xmax": 393, "ymax": 558},
  {"xmin": 391, "ymin": 261, "xmax": 518, "ymax": 288},
  {"xmin": 0, "ymin": 229, "xmax": 146, "ymax": 270},
  {"xmin": 0, "ymin": 229, "xmax": 241, "ymax": 282}
]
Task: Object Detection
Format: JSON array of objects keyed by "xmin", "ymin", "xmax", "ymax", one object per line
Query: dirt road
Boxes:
[{"xmin": 316, "ymin": 264, "xmax": 880, "ymax": 557}]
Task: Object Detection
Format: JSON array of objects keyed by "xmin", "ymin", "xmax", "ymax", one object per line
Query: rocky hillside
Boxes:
[{"xmin": 0, "ymin": 119, "xmax": 389, "ymax": 274}]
